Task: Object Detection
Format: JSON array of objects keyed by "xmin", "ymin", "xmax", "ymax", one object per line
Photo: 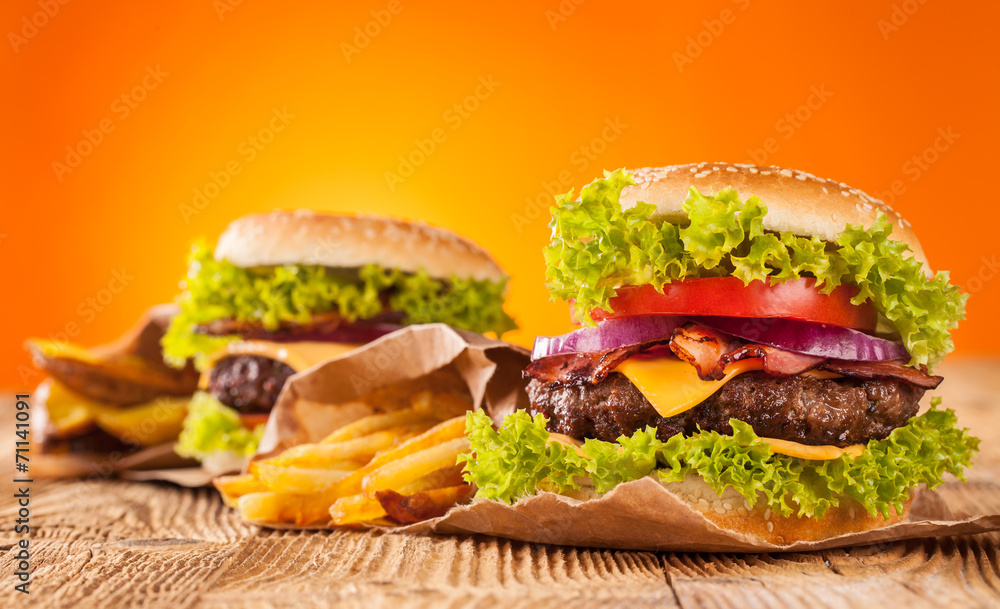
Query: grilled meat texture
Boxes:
[
  {"xmin": 527, "ymin": 371, "xmax": 925, "ymax": 447},
  {"xmin": 207, "ymin": 355, "xmax": 296, "ymax": 414}
]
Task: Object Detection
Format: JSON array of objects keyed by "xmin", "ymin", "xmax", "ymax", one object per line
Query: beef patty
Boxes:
[
  {"xmin": 207, "ymin": 355, "xmax": 296, "ymax": 414},
  {"xmin": 527, "ymin": 371, "xmax": 925, "ymax": 447}
]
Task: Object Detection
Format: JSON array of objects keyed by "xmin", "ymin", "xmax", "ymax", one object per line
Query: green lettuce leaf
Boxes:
[
  {"xmin": 174, "ymin": 391, "xmax": 264, "ymax": 461},
  {"xmin": 544, "ymin": 170, "xmax": 967, "ymax": 368},
  {"xmin": 460, "ymin": 401, "xmax": 978, "ymax": 519},
  {"xmin": 162, "ymin": 240, "xmax": 516, "ymax": 366}
]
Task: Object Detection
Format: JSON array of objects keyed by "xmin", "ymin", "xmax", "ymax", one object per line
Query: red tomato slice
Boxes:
[{"xmin": 581, "ymin": 277, "xmax": 877, "ymax": 331}]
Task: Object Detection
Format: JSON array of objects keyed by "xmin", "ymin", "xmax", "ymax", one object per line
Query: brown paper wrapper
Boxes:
[
  {"xmin": 255, "ymin": 323, "xmax": 531, "ymax": 460},
  {"xmin": 241, "ymin": 324, "xmax": 1000, "ymax": 552},
  {"xmin": 391, "ymin": 477, "xmax": 1000, "ymax": 553}
]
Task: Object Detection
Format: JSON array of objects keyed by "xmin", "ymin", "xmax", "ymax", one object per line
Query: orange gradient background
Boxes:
[{"xmin": 3, "ymin": 0, "xmax": 999, "ymax": 388}]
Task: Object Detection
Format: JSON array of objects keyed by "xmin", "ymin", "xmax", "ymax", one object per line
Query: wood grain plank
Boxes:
[{"xmin": 195, "ymin": 530, "xmax": 676, "ymax": 609}]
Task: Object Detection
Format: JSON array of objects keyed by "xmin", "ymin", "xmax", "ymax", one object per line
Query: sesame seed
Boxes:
[
  {"xmin": 841, "ymin": 191, "xmax": 851, "ymax": 197},
  {"xmin": 714, "ymin": 505, "xmax": 726, "ymax": 515},
  {"xmin": 822, "ymin": 187, "xmax": 829, "ymax": 194},
  {"xmin": 726, "ymin": 166, "xmax": 738, "ymax": 172},
  {"xmin": 795, "ymin": 173, "xmax": 807, "ymax": 181},
  {"xmin": 749, "ymin": 168, "xmax": 759, "ymax": 174},
  {"xmin": 744, "ymin": 500, "xmax": 751, "ymax": 510},
  {"xmin": 737, "ymin": 507, "xmax": 748, "ymax": 517},
  {"xmin": 760, "ymin": 171, "xmax": 771, "ymax": 176},
  {"xmin": 849, "ymin": 507, "xmax": 856, "ymax": 519},
  {"xmin": 723, "ymin": 502, "xmax": 733, "ymax": 511},
  {"xmin": 779, "ymin": 169, "xmax": 793, "ymax": 177},
  {"xmin": 764, "ymin": 509, "xmax": 771, "ymax": 521},
  {"xmin": 767, "ymin": 521, "xmax": 774, "ymax": 532},
  {"xmin": 640, "ymin": 180, "xmax": 651, "ymax": 190}
]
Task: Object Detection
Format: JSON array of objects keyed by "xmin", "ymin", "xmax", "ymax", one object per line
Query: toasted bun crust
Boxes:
[
  {"xmin": 621, "ymin": 163, "xmax": 930, "ymax": 272},
  {"xmin": 214, "ymin": 210, "xmax": 506, "ymax": 282},
  {"xmin": 664, "ymin": 474, "xmax": 910, "ymax": 544}
]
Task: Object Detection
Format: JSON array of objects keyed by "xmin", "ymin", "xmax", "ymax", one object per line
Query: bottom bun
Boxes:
[{"xmin": 662, "ymin": 475, "xmax": 911, "ymax": 544}]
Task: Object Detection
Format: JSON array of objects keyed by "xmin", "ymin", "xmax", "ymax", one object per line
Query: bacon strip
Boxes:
[
  {"xmin": 668, "ymin": 324, "xmax": 743, "ymax": 379},
  {"xmin": 524, "ymin": 322, "xmax": 942, "ymax": 389},
  {"xmin": 720, "ymin": 344, "xmax": 825, "ymax": 378},
  {"xmin": 820, "ymin": 359, "xmax": 943, "ymax": 389},
  {"xmin": 523, "ymin": 340, "xmax": 670, "ymax": 387}
]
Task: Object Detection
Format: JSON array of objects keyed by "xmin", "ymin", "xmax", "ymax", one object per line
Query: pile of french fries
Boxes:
[{"xmin": 214, "ymin": 391, "xmax": 475, "ymax": 527}]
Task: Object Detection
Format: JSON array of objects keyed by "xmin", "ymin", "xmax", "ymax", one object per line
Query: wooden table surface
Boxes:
[{"xmin": 3, "ymin": 358, "xmax": 1000, "ymax": 609}]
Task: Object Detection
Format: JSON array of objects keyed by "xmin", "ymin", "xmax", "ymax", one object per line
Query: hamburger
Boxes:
[
  {"xmin": 462, "ymin": 163, "xmax": 977, "ymax": 543},
  {"xmin": 163, "ymin": 210, "xmax": 516, "ymax": 473},
  {"xmin": 27, "ymin": 305, "xmax": 200, "ymax": 477}
]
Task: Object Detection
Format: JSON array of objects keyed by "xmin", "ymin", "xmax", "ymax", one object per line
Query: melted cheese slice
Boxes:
[
  {"xmin": 200, "ymin": 341, "xmax": 362, "ymax": 388},
  {"xmin": 615, "ymin": 357, "xmax": 763, "ymax": 419},
  {"xmin": 614, "ymin": 357, "xmax": 864, "ymax": 461},
  {"xmin": 761, "ymin": 437, "xmax": 864, "ymax": 460}
]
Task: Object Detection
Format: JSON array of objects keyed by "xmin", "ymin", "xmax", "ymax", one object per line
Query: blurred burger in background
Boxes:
[
  {"xmin": 26, "ymin": 305, "xmax": 200, "ymax": 477},
  {"xmin": 163, "ymin": 210, "xmax": 516, "ymax": 473}
]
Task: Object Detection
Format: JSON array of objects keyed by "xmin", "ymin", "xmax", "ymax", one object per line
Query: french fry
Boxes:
[
  {"xmin": 362, "ymin": 437, "xmax": 471, "ymax": 495},
  {"xmin": 237, "ymin": 489, "xmax": 341, "ymax": 526},
  {"xmin": 237, "ymin": 492, "xmax": 289, "ymax": 523},
  {"xmin": 248, "ymin": 457, "xmax": 364, "ymax": 479},
  {"xmin": 214, "ymin": 474, "xmax": 267, "ymax": 507},
  {"xmin": 321, "ymin": 408, "xmax": 436, "ymax": 444},
  {"xmin": 267, "ymin": 428, "xmax": 416, "ymax": 468},
  {"xmin": 396, "ymin": 464, "xmax": 466, "ymax": 496},
  {"xmin": 222, "ymin": 400, "xmax": 475, "ymax": 528},
  {"xmin": 323, "ymin": 416, "xmax": 469, "ymax": 498},
  {"xmin": 368, "ymin": 416, "xmax": 468, "ymax": 470},
  {"xmin": 330, "ymin": 493, "xmax": 388, "ymax": 525},
  {"xmin": 254, "ymin": 463, "xmax": 354, "ymax": 494},
  {"xmin": 375, "ymin": 484, "xmax": 475, "ymax": 524}
]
